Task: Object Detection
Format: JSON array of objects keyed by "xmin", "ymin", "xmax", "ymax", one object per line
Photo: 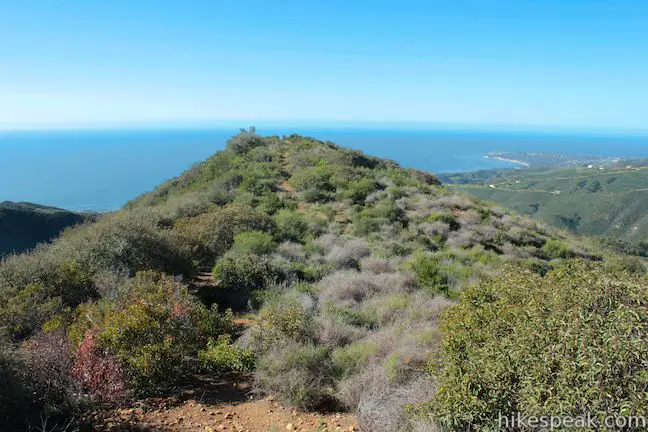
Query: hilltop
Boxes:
[
  {"xmin": 0, "ymin": 130, "xmax": 645, "ymax": 432},
  {"xmin": 0, "ymin": 201, "xmax": 87, "ymax": 257}
]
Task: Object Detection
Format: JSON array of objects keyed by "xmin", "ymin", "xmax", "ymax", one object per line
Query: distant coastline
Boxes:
[{"xmin": 484, "ymin": 155, "xmax": 531, "ymax": 167}]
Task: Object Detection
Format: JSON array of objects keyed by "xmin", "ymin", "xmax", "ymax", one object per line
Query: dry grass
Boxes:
[{"xmin": 325, "ymin": 238, "xmax": 371, "ymax": 269}]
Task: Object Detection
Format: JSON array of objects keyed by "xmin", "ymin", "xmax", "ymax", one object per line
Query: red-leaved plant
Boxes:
[{"xmin": 71, "ymin": 329, "xmax": 126, "ymax": 402}]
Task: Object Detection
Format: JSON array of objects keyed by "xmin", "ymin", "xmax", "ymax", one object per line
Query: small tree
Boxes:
[{"xmin": 226, "ymin": 127, "xmax": 265, "ymax": 154}]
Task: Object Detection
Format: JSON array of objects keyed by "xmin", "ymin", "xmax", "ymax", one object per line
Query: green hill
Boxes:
[
  {"xmin": 446, "ymin": 164, "xmax": 648, "ymax": 252},
  {"xmin": 0, "ymin": 201, "xmax": 87, "ymax": 257},
  {"xmin": 1, "ymin": 131, "xmax": 645, "ymax": 431}
]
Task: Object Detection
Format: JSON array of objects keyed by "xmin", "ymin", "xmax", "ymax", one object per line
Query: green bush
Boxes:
[
  {"xmin": 404, "ymin": 251, "xmax": 452, "ymax": 294},
  {"xmin": 332, "ymin": 341, "xmax": 380, "ymax": 378},
  {"xmin": 290, "ymin": 163, "xmax": 336, "ymax": 197},
  {"xmin": 212, "ymin": 254, "xmax": 283, "ymax": 309},
  {"xmin": 173, "ymin": 205, "xmax": 275, "ymax": 265},
  {"xmin": 199, "ymin": 334, "xmax": 255, "ymax": 374},
  {"xmin": 274, "ymin": 209, "xmax": 310, "ymax": 243},
  {"xmin": 339, "ymin": 178, "xmax": 380, "ymax": 204},
  {"xmin": 432, "ymin": 261, "xmax": 648, "ymax": 431},
  {"xmin": 232, "ymin": 231, "xmax": 277, "ymax": 255},
  {"xmin": 427, "ymin": 212, "xmax": 460, "ymax": 231},
  {"xmin": 543, "ymin": 239, "xmax": 574, "ymax": 259},
  {"xmin": 79, "ymin": 272, "xmax": 234, "ymax": 395},
  {"xmin": 226, "ymin": 127, "xmax": 266, "ymax": 154}
]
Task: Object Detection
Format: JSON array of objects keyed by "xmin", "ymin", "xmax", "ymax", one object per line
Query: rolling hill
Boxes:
[
  {"xmin": 445, "ymin": 164, "xmax": 648, "ymax": 252},
  {"xmin": 0, "ymin": 201, "xmax": 87, "ymax": 257}
]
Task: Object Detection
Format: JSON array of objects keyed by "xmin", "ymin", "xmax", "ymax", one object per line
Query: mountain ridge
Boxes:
[{"xmin": 0, "ymin": 131, "xmax": 644, "ymax": 432}]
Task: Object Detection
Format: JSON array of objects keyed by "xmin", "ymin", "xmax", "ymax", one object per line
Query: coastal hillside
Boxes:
[
  {"xmin": 1, "ymin": 131, "xmax": 645, "ymax": 431},
  {"xmin": 443, "ymin": 163, "xmax": 648, "ymax": 253},
  {"xmin": 0, "ymin": 201, "xmax": 87, "ymax": 257}
]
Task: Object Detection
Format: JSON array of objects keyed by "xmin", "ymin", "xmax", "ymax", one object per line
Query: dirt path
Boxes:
[{"xmin": 89, "ymin": 375, "xmax": 357, "ymax": 432}]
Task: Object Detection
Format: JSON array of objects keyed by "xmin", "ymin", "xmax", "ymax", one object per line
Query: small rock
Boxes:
[
  {"xmin": 285, "ymin": 423, "xmax": 294, "ymax": 431},
  {"xmin": 205, "ymin": 427, "xmax": 214, "ymax": 432}
]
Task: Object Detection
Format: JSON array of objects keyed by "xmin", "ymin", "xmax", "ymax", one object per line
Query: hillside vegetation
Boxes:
[
  {"xmin": 1, "ymin": 130, "xmax": 646, "ymax": 431},
  {"xmin": 445, "ymin": 165, "xmax": 648, "ymax": 253},
  {"xmin": 0, "ymin": 201, "xmax": 87, "ymax": 257}
]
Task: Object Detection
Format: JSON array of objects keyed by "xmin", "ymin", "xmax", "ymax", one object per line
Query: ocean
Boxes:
[{"xmin": 1, "ymin": 127, "xmax": 648, "ymax": 212}]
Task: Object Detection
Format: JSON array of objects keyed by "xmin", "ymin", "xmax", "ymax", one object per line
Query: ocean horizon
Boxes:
[{"xmin": 2, "ymin": 127, "xmax": 648, "ymax": 212}]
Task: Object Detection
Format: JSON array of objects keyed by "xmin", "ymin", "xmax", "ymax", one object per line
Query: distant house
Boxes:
[{"xmin": 587, "ymin": 164, "xmax": 594, "ymax": 168}]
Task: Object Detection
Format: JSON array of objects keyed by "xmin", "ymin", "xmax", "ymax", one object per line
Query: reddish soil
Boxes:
[{"xmin": 86, "ymin": 375, "xmax": 357, "ymax": 432}]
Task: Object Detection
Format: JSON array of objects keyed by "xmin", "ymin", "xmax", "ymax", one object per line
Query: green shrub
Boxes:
[
  {"xmin": 339, "ymin": 178, "xmax": 380, "ymax": 204},
  {"xmin": 274, "ymin": 209, "xmax": 310, "ymax": 243},
  {"xmin": 427, "ymin": 212, "xmax": 460, "ymax": 231},
  {"xmin": 78, "ymin": 272, "xmax": 234, "ymax": 395},
  {"xmin": 290, "ymin": 163, "xmax": 336, "ymax": 197},
  {"xmin": 212, "ymin": 254, "xmax": 283, "ymax": 309},
  {"xmin": 257, "ymin": 192, "xmax": 284, "ymax": 214},
  {"xmin": 199, "ymin": 334, "xmax": 255, "ymax": 374},
  {"xmin": 404, "ymin": 251, "xmax": 452, "ymax": 294},
  {"xmin": 226, "ymin": 127, "xmax": 266, "ymax": 154},
  {"xmin": 332, "ymin": 341, "xmax": 380, "ymax": 378},
  {"xmin": 173, "ymin": 205, "xmax": 275, "ymax": 265},
  {"xmin": 232, "ymin": 231, "xmax": 277, "ymax": 255},
  {"xmin": 432, "ymin": 261, "xmax": 648, "ymax": 431},
  {"xmin": 303, "ymin": 187, "xmax": 335, "ymax": 203},
  {"xmin": 605, "ymin": 254, "xmax": 646, "ymax": 274},
  {"xmin": 543, "ymin": 239, "xmax": 574, "ymax": 259}
]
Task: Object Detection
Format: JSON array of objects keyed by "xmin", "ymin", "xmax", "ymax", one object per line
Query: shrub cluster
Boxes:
[{"xmin": 432, "ymin": 261, "xmax": 648, "ymax": 431}]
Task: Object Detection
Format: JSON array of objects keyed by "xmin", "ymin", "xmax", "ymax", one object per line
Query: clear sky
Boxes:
[{"xmin": 1, "ymin": 0, "xmax": 647, "ymax": 132}]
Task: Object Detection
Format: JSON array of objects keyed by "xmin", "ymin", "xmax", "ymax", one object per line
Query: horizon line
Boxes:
[{"xmin": 1, "ymin": 119, "xmax": 647, "ymax": 137}]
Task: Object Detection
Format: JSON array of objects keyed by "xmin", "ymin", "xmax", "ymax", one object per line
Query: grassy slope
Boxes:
[
  {"xmin": 0, "ymin": 201, "xmax": 86, "ymax": 256},
  {"xmin": 449, "ymin": 165, "xmax": 648, "ymax": 245}
]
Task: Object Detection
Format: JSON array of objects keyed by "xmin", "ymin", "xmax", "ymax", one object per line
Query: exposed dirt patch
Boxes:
[
  {"xmin": 279, "ymin": 180, "xmax": 296, "ymax": 194},
  {"xmin": 86, "ymin": 376, "xmax": 357, "ymax": 432}
]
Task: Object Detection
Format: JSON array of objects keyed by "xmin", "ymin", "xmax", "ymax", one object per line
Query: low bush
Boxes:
[
  {"xmin": 22, "ymin": 331, "xmax": 77, "ymax": 411},
  {"xmin": 254, "ymin": 341, "xmax": 334, "ymax": 409},
  {"xmin": 339, "ymin": 178, "xmax": 380, "ymax": 204},
  {"xmin": 274, "ymin": 209, "xmax": 310, "ymax": 243},
  {"xmin": 212, "ymin": 254, "xmax": 283, "ymax": 309},
  {"xmin": 226, "ymin": 127, "xmax": 266, "ymax": 154},
  {"xmin": 232, "ymin": 231, "xmax": 277, "ymax": 255},
  {"xmin": 72, "ymin": 272, "xmax": 235, "ymax": 396},
  {"xmin": 72, "ymin": 329, "xmax": 126, "ymax": 401},
  {"xmin": 173, "ymin": 205, "xmax": 275, "ymax": 265},
  {"xmin": 332, "ymin": 341, "xmax": 380, "ymax": 378},
  {"xmin": 199, "ymin": 334, "xmax": 255, "ymax": 374},
  {"xmin": 543, "ymin": 238, "xmax": 575, "ymax": 259},
  {"xmin": 404, "ymin": 251, "xmax": 453, "ymax": 294},
  {"xmin": 325, "ymin": 238, "xmax": 371, "ymax": 269},
  {"xmin": 432, "ymin": 261, "xmax": 648, "ymax": 431}
]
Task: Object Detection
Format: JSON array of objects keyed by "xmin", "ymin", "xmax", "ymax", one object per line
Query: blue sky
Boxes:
[{"xmin": 1, "ymin": 1, "xmax": 647, "ymax": 131}]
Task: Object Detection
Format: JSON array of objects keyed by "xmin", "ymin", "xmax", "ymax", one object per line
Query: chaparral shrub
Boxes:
[{"xmin": 432, "ymin": 261, "xmax": 648, "ymax": 431}]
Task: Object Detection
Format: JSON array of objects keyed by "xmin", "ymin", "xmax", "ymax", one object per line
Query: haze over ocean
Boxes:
[{"xmin": 1, "ymin": 128, "xmax": 648, "ymax": 211}]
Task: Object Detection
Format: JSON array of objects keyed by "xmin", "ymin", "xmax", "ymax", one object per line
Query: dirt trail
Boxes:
[{"xmin": 89, "ymin": 375, "xmax": 357, "ymax": 432}]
